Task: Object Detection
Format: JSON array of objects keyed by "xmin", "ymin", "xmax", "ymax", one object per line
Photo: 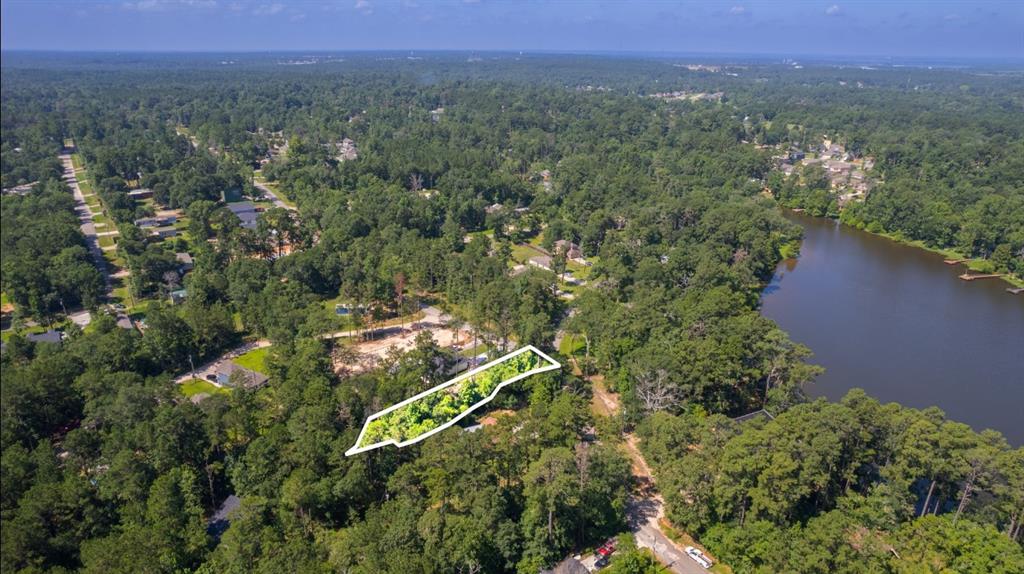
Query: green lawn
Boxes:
[
  {"xmin": 1, "ymin": 292, "xmax": 9, "ymax": 307},
  {"xmin": 234, "ymin": 346, "xmax": 270, "ymax": 374},
  {"xmin": 558, "ymin": 333, "xmax": 585, "ymax": 356},
  {"xmin": 78, "ymin": 178, "xmax": 94, "ymax": 195},
  {"xmin": 92, "ymin": 213, "xmax": 113, "ymax": 228},
  {"xmin": 1, "ymin": 324, "xmax": 52, "ymax": 343},
  {"xmin": 459, "ymin": 342, "xmax": 490, "ymax": 357},
  {"xmin": 180, "ymin": 379, "xmax": 229, "ymax": 398},
  {"xmin": 510, "ymin": 243, "xmax": 539, "ymax": 264},
  {"xmin": 98, "ymin": 235, "xmax": 116, "ymax": 248}
]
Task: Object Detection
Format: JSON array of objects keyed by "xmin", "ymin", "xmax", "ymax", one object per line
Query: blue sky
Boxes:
[{"xmin": 1, "ymin": 0, "xmax": 1021, "ymax": 59}]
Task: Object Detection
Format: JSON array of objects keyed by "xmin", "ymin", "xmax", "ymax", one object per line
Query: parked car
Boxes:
[
  {"xmin": 594, "ymin": 556, "xmax": 609, "ymax": 569},
  {"xmin": 205, "ymin": 374, "xmax": 218, "ymax": 382},
  {"xmin": 685, "ymin": 546, "xmax": 713, "ymax": 569}
]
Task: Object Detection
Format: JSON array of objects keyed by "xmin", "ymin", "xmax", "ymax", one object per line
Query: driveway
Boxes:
[{"xmin": 253, "ymin": 181, "xmax": 296, "ymax": 211}]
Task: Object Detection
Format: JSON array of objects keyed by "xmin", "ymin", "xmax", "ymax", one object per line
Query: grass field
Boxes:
[
  {"xmin": 558, "ymin": 333, "xmax": 585, "ymax": 356},
  {"xmin": 180, "ymin": 379, "xmax": 229, "ymax": 398},
  {"xmin": 234, "ymin": 346, "xmax": 270, "ymax": 374},
  {"xmin": 510, "ymin": 243, "xmax": 539, "ymax": 264},
  {"xmin": 98, "ymin": 235, "xmax": 116, "ymax": 248}
]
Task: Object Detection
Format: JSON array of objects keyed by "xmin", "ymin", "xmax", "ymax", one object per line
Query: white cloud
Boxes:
[
  {"xmin": 355, "ymin": 0, "xmax": 373, "ymax": 15},
  {"xmin": 122, "ymin": 0, "xmax": 216, "ymax": 11},
  {"xmin": 825, "ymin": 4, "xmax": 841, "ymax": 16},
  {"xmin": 122, "ymin": 0, "xmax": 163, "ymax": 11},
  {"xmin": 253, "ymin": 3, "xmax": 284, "ymax": 16},
  {"xmin": 729, "ymin": 6, "xmax": 746, "ymax": 16},
  {"xmin": 290, "ymin": 12, "xmax": 306, "ymax": 21}
]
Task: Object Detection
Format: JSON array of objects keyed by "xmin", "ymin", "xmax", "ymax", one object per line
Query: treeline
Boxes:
[
  {"xmin": 1, "ymin": 181, "xmax": 104, "ymax": 319},
  {"xmin": 638, "ymin": 390, "xmax": 1024, "ymax": 573},
  {"xmin": 748, "ymin": 73, "xmax": 1024, "ymax": 278},
  {"xmin": 2, "ymin": 318, "xmax": 629, "ymax": 573}
]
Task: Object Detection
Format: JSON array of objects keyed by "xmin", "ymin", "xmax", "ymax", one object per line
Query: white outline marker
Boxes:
[{"xmin": 346, "ymin": 345, "xmax": 561, "ymax": 456}]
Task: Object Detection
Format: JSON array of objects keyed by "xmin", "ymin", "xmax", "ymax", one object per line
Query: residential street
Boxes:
[{"xmin": 60, "ymin": 152, "xmax": 112, "ymax": 295}]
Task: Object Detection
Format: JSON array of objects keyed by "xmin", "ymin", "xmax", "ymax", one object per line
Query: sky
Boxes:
[{"xmin": 1, "ymin": 0, "xmax": 1022, "ymax": 60}]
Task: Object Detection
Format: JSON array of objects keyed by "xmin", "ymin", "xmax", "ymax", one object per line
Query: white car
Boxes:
[{"xmin": 685, "ymin": 546, "xmax": 713, "ymax": 569}]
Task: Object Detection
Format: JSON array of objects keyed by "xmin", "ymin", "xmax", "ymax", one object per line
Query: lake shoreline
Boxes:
[
  {"xmin": 763, "ymin": 211, "xmax": 1024, "ymax": 445},
  {"xmin": 784, "ymin": 208, "xmax": 1024, "ymax": 289}
]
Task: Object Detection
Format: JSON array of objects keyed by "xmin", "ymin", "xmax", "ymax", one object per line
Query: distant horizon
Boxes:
[
  {"xmin": 3, "ymin": 49, "xmax": 1023, "ymax": 71},
  {"xmin": 2, "ymin": 1, "xmax": 1021, "ymax": 60}
]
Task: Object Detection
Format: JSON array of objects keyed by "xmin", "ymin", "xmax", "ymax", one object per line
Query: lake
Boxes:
[{"xmin": 761, "ymin": 212, "xmax": 1024, "ymax": 445}]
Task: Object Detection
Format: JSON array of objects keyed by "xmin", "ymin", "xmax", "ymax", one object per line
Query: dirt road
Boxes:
[{"xmin": 589, "ymin": 374, "xmax": 713, "ymax": 573}]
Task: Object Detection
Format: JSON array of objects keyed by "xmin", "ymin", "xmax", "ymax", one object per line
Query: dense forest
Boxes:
[{"xmin": 2, "ymin": 53, "xmax": 1021, "ymax": 573}]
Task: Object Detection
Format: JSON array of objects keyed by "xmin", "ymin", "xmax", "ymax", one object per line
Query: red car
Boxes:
[{"xmin": 596, "ymin": 539, "xmax": 616, "ymax": 557}]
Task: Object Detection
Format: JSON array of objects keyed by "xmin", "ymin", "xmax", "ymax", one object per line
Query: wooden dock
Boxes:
[
  {"xmin": 1007, "ymin": 287, "xmax": 1024, "ymax": 295},
  {"xmin": 959, "ymin": 273, "xmax": 1003, "ymax": 281},
  {"xmin": 944, "ymin": 258, "xmax": 968, "ymax": 265}
]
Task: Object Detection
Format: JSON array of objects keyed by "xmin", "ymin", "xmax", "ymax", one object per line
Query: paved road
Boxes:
[
  {"xmin": 628, "ymin": 495, "xmax": 708, "ymax": 574},
  {"xmin": 60, "ymin": 153, "xmax": 112, "ymax": 295},
  {"xmin": 253, "ymin": 181, "xmax": 296, "ymax": 211}
]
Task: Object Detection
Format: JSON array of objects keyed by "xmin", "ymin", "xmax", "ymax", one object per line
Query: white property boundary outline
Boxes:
[{"xmin": 345, "ymin": 345, "xmax": 561, "ymax": 456}]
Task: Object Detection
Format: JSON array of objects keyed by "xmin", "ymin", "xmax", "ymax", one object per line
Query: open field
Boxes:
[{"xmin": 233, "ymin": 346, "xmax": 270, "ymax": 374}]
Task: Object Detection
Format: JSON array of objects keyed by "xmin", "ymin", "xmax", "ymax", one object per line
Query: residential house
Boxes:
[
  {"xmin": 27, "ymin": 329, "xmax": 63, "ymax": 344},
  {"xmin": 528, "ymin": 255, "xmax": 553, "ymax": 271},
  {"xmin": 215, "ymin": 362, "xmax": 269, "ymax": 389},
  {"xmin": 135, "ymin": 215, "xmax": 176, "ymax": 228},
  {"xmin": 151, "ymin": 227, "xmax": 178, "ymax": 239},
  {"xmin": 334, "ymin": 302, "xmax": 367, "ymax": 316},
  {"xmin": 226, "ymin": 201, "xmax": 259, "ymax": 230},
  {"xmin": 207, "ymin": 495, "xmax": 241, "ymax": 538},
  {"xmin": 127, "ymin": 188, "xmax": 154, "ymax": 200},
  {"xmin": 169, "ymin": 289, "xmax": 188, "ymax": 305},
  {"xmin": 826, "ymin": 160, "xmax": 852, "ymax": 175},
  {"xmin": 175, "ymin": 252, "xmax": 194, "ymax": 273},
  {"xmin": 553, "ymin": 239, "xmax": 583, "ymax": 260},
  {"xmin": 333, "ymin": 138, "xmax": 358, "ymax": 161}
]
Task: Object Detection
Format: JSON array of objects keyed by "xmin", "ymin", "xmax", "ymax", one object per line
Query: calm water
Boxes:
[{"xmin": 761, "ymin": 212, "xmax": 1024, "ymax": 444}]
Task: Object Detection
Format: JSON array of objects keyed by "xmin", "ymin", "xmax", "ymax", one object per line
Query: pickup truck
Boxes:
[{"xmin": 684, "ymin": 546, "xmax": 713, "ymax": 569}]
